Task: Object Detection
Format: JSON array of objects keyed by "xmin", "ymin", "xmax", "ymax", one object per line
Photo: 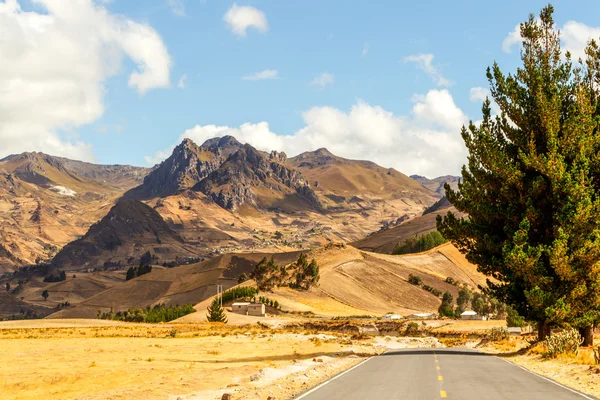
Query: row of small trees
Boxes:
[
  {"xmin": 393, "ymin": 231, "xmax": 448, "ymax": 255},
  {"xmin": 98, "ymin": 304, "xmax": 195, "ymax": 323}
]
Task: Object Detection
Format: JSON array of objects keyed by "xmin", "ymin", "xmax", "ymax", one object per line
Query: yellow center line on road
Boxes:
[
  {"xmin": 438, "ymin": 375, "xmax": 443, "ymax": 381},
  {"xmin": 436, "ymin": 366, "xmax": 440, "ymax": 370},
  {"xmin": 440, "ymin": 390, "xmax": 447, "ymax": 398}
]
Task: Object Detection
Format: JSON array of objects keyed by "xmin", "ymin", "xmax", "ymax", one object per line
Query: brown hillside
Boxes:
[
  {"xmin": 51, "ymin": 200, "xmax": 199, "ymax": 270},
  {"xmin": 289, "ymin": 148, "xmax": 436, "ymax": 201},
  {"xmin": 180, "ymin": 243, "xmax": 486, "ymax": 321},
  {"xmin": 49, "ymin": 251, "xmax": 302, "ymax": 319},
  {"xmin": 352, "ymin": 204, "xmax": 466, "ymax": 254}
]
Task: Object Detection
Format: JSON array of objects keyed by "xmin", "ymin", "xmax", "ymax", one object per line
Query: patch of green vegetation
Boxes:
[
  {"xmin": 98, "ymin": 303, "xmax": 195, "ymax": 323},
  {"xmin": 392, "ymin": 231, "xmax": 447, "ymax": 255}
]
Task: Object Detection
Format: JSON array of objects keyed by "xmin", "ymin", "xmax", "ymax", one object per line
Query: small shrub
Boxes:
[
  {"xmin": 544, "ymin": 328, "xmax": 583, "ymax": 358},
  {"xmin": 488, "ymin": 327, "xmax": 509, "ymax": 342},
  {"xmin": 408, "ymin": 274, "xmax": 422, "ymax": 286},
  {"xmin": 406, "ymin": 322, "xmax": 420, "ymax": 335},
  {"xmin": 167, "ymin": 329, "xmax": 178, "ymax": 338}
]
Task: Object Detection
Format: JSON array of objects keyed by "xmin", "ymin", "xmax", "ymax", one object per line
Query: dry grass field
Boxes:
[{"xmin": 0, "ymin": 319, "xmax": 446, "ymax": 400}]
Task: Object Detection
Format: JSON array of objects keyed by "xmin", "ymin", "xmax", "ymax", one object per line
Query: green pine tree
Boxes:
[
  {"xmin": 206, "ymin": 299, "xmax": 227, "ymax": 323},
  {"xmin": 438, "ymin": 5, "xmax": 600, "ymax": 345}
]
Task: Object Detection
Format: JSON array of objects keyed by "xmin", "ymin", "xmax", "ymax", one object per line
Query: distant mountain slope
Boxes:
[
  {"xmin": 0, "ymin": 153, "xmax": 144, "ymax": 270},
  {"xmin": 410, "ymin": 175, "xmax": 460, "ymax": 196},
  {"xmin": 51, "ymin": 200, "xmax": 198, "ymax": 270},
  {"xmin": 352, "ymin": 202, "xmax": 466, "ymax": 254},
  {"xmin": 194, "ymin": 144, "xmax": 321, "ymax": 212},
  {"xmin": 290, "ymin": 148, "xmax": 435, "ymax": 202},
  {"xmin": 422, "ymin": 197, "xmax": 452, "ymax": 216},
  {"xmin": 51, "ymin": 157, "xmax": 148, "ymax": 189}
]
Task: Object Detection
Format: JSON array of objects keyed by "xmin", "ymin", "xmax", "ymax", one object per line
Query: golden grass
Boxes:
[{"xmin": 0, "ymin": 320, "xmax": 377, "ymax": 400}]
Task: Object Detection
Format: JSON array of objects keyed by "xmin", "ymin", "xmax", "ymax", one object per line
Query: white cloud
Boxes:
[
  {"xmin": 404, "ymin": 54, "xmax": 451, "ymax": 87},
  {"xmin": 361, "ymin": 42, "xmax": 369, "ymax": 57},
  {"xmin": 502, "ymin": 23, "xmax": 522, "ymax": 53},
  {"xmin": 469, "ymin": 87, "xmax": 489, "ymax": 102},
  {"xmin": 242, "ymin": 69, "xmax": 279, "ymax": 81},
  {"xmin": 310, "ymin": 73, "xmax": 334, "ymax": 88},
  {"xmin": 561, "ymin": 21, "xmax": 600, "ymax": 60},
  {"xmin": 223, "ymin": 3, "xmax": 268, "ymax": 37},
  {"xmin": 0, "ymin": 0, "xmax": 172, "ymax": 161},
  {"xmin": 147, "ymin": 90, "xmax": 468, "ymax": 177},
  {"xmin": 178, "ymin": 74, "xmax": 187, "ymax": 88},
  {"xmin": 502, "ymin": 20, "xmax": 600, "ymax": 60},
  {"xmin": 167, "ymin": 0, "xmax": 185, "ymax": 16}
]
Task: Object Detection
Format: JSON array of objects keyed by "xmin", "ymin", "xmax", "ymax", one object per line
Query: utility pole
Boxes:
[{"xmin": 216, "ymin": 284, "xmax": 223, "ymax": 307}]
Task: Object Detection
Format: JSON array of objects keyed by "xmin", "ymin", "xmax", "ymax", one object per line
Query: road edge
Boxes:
[
  {"xmin": 495, "ymin": 356, "xmax": 599, "ymax": 400},
  {"xmin": 294, "ymin": 353, "xmax": 379, "ymax": 399}
]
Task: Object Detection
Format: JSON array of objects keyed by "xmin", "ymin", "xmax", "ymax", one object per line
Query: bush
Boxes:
[
  {"xmin": 238, "ymin": 273, "xmax": 249, "ymax": 284},
  {"xmin": 408, "ymin": 274, "xmax": 422, "ymax": 286},
  {"xmin": 445, "ymin": 277, "xmax": 457, "ymax": 285},
  {"xmin": 488, "ymin": 327, "xmax": 509, "ymax": 341},
  {"xmin": 544, "ymin": 328, "xmax": 583, "ymax": 358},
  {"xmin": 406, "ymin": 322, "xmax": 420, "ymax": 335}
]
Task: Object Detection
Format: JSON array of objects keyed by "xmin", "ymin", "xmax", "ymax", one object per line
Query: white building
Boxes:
[
  {"xmin": 381, "ymin": 313, "xmax": 403, "ymax": 320},
  {"xmin": 460, "ymin": 310, "xmax": 486, "ymax": 320},
  {"xmin": 407, "ymin": 312, "xmax": 435, "ymax": 320}
]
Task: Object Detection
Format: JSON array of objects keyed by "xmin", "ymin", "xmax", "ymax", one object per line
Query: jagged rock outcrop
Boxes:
[
  {"xmin": 193, "ymin": 144, "xmax": 321, "ymax": 211},
  {"xmin": 123, "ymin": 136, "xmax": 242, "ymax": 200}
]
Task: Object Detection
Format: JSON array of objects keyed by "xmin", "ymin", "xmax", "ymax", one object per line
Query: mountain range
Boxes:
[
  {"xmin": 0, "ymin": 135, "xmax": 470, "ymax": 320},
  {"xmin": 0, "ymin": 136, "xmax": 459, "ymax": 274}
]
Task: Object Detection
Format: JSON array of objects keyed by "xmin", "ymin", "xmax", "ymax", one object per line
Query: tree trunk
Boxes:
[
  {"xmin": 581, "ymin": 325, "xmax": 594, "ymax": 347},
  {"xmin": 537, "ymin": 321, "xmax": 550, "ymax": 341}
]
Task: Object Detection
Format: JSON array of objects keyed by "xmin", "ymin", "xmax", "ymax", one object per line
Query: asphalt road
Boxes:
[{"xmin": 296, "ymin": 348, "xmax": 595, "ymax": 400}]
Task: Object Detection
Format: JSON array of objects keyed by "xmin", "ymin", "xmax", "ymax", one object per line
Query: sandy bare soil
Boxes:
[{"xmin": 0, "ymin": 319, "xmax": 444, "ymax": 400}]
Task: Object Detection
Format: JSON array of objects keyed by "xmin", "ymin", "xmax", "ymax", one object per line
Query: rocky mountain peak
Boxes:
[
  {"xmin": 199, "ymin": 135, "xmax": 242, "ymax": 158},
  {"xmin": 123, "ymin": 138, "xmax": 221, "ymax": 200},
  {"xmin": 193, "ymin": 144, "xmax": 321, "ymax": 212},
  {"xmin": 269, "ymin": 150, "xmax": 287, "ymax": 163}
]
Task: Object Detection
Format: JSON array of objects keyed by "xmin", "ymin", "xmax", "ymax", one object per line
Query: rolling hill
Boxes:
[
  {"xmin": 49, "ymin": 251, "xmax": 302, "ymax": 319},
  {"xmin": 176, "ymin": 242, "xmax": 485, "ymax": 323},
  {"xmin": 351, "ymin": 201, "xmax": 466, "ymax": 254},
  {"xmin": 50, "ymin": 200, "xmax": 200, "ymax": 270}
]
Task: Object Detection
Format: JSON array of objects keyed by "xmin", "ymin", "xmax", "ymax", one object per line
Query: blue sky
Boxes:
[{"xmin": 2, "ymin": 0, "xmax": 600, "ymax": 177}]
